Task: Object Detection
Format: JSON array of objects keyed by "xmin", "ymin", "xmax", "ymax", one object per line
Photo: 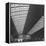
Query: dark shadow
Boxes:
[
  {"xmin": 10, "ymin": 17, "xmax": 18, "ymax": 42},
  {"xmin": 23, "ymin": 5, "xmax": 44, "ymax": 34}
]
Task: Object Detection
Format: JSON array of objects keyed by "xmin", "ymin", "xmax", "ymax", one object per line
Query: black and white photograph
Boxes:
[
  {"xmin": 0, "ymin": 0, "xmax": 46, "ymax": 46},
  {"xmin": 6, "ymin": 2, "xmax": 44, "ymax": 43}
]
